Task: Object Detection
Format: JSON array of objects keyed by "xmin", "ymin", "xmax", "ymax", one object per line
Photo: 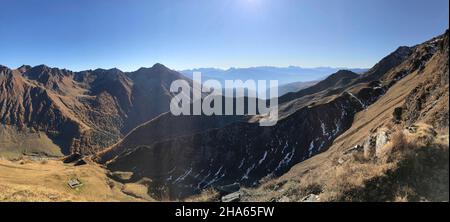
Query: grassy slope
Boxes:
[
  {"xmin": 242, "ymin": 43, "xmax": 449, "ymax": 202},
  {"xmin": 0, "ymin": 158, "xmax": 152, "ymax": 202},
  {"xmin": 0, "ymin": 125, "xmax": 63, "ymax": 159}
]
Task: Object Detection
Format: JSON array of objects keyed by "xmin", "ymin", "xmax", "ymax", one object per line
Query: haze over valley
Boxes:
[{"xmin": 0, "ymin": 0, "xmax": 448, "ymax": 202}]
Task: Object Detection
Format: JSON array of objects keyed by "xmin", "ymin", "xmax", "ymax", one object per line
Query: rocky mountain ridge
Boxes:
[
  {"xmin": 0, "ymin": 63, "xmax": 191, "ymax": 156},
  {"xmin": 101, "ymin": 31, "xmax": 449, "ymax": 200}
]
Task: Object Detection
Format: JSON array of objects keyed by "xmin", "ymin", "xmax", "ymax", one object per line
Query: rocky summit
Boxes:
[
  {"xmin": 0, "ymin": 63, "xmax": 191, "ymax": 156},
  {"xmin": 0, "ymin": 30, "xmax": 448, "ymax": 202},
  {"xmin": 97, "ymin": 32, "xmax": 449, "ymax": 200}
]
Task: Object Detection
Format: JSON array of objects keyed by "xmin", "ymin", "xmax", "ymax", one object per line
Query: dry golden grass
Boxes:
[
  {"xmin": 184, "ymin": 187, "xmax": 220, "ymax": 202},
  {"xmin": 121, "ymin": 183, "xmax": 155, "ymax": 201},
  {"xmin": 0, "ymin": 125, "xmax": 64, "ymax": 159},
  {"xmin": 335, "ymin": 125, "xmax": 447, "ymax": 202},
  {"xmin": 245, "ymin": 123, "xmax": 449, "ymax": 202},
  {"xmin": 0, "ymin": 158, "xmax": 148, "ymax": 202},
  {"xmin": 245, "ymin": 49, "xmax": 449, "ymax": 202},
  {"xmin": 0, "ymin": 183, "xmax": 80, "ymax": 202}
]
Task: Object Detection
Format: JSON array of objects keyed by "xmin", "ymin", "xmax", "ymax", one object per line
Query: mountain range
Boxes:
[
  {"xmin": 181, "ymin": 66, "xmax": 367, "ymax": 86},
  {"xmin": 0, "ymin": 30, "xmax": 448, "ymax": 202},
  {"xmin": 0, "ymin": 63, "xmax": 190, "ymax": 157},
  {"xmin": 98, "ymin": 31, "xmax": 448, "ymax": 199}
]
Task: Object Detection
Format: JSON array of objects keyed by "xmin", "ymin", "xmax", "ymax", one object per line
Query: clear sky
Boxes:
[{"xmin": 0, "ymin": 0, "xmax": 448, "ymax": 71}]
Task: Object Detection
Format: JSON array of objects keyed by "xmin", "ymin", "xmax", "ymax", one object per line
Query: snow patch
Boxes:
[
  {"xmin": 238, "ymin": 158, "xmax": 245, "ymax": 169},
  {"xmin": 275, "ymin": 148, "xmax": 296, "ymax": 171},
  {"xmin": 308, "ymin": 141, "xmax": 315, "ymax": 157},
  {"xmin": 347, "ymin": 92, "xmax": 365, "ymax": 108},
  {"xmin": 241, "ymin": 164, "xmax": 256, "ymax": 180},
  {"xmin": 258, "ymin": 151, "xmax": 268, "ymax": 165},
  {"xmin": 281, "ymin": 141, "xmax": 289, "ymax": 154},
  {"xmin": 214, "ymin": 166, "xmax": 223, "ymax": 177},
  {"xmin": 320, "ymin": 121, "xmax": 327, "ymax": 135},
  {"xmin": 197, "ymin": 172, "xmax": 211, "ymax": 189},
  {"xmin": 174, "ymin": 167, "xmax": 192, "ymax": 183}
]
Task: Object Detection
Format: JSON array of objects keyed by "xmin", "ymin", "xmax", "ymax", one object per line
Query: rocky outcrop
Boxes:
[
  {"xmin": 107, "ymin": 91, "xmax": 368, "ymax": 199},
  {"xmin": 104, "ymin": 31, "xmax": 449, "ymax": 200},
  {"xmin": 400, "ymin": 31, "xmax": 449, "ymax": 129},
  {"xmin": 242, "ymin": 31, "xmax": 449, "ymax": 202},
  {"xmin": 0, "ymin": 63, "xmax": 192, "ymax": 155}
]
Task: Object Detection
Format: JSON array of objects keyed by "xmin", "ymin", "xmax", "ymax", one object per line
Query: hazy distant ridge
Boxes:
[{"xmin": 181, "ymin": 66, "xmax": 368, "ymax": 85}]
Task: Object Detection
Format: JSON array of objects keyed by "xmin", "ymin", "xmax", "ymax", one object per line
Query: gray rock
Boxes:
[
  {"xmin": 221, "ymin": 191, "xmax": 241, "ymax": 202},
  {"xmin": 300, "ymin": 194, "xmax": 320, "ymax": 202},
  {"xmin": 278, "ymin": 196, "xmax": 291, "ymax": 202},
  {"xmin": 375, "ymin": 131, "xmax": 390, "ymax": 157}
]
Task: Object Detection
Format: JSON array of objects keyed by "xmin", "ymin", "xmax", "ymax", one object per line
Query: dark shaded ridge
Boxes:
[{"xmin": 103, "ymin": 31, "xmax": 448, "ymax": 200}]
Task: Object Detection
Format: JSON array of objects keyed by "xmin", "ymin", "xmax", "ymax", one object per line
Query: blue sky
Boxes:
[{"xmin": 0, "ymin": 0, "xmax": 448, "ymax": 71}]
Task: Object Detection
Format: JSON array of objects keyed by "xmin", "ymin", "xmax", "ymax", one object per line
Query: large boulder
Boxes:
[{"xmin": 375, "ymin": 130, "xmax": 390, "ymax": 158}]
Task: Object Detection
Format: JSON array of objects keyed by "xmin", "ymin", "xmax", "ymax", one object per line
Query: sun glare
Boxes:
[{"xmin": 239, "ymin": 0, "xmax": 265, "ymax": 14}]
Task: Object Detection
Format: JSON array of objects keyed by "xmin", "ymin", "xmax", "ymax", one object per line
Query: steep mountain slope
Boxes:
[
  {"xmin": 275, "ymin": 81, "xmax": 319, "ymax": 97},
  {"xmin": 0, "ymin": 63, "xmax": 191, "ymax": 156},
  {"xmin": 122, "ymin": 64, "xmax": 192, "ymax": 133},
  {"xmin": 244, "ymin": 31, "xmax": 449, "ymax": 202},
  {"xmin": 107, "ymin": 91, "xmax": 366, "ymax": 199},
  {"xmin": 96, "ymin": 114, "xmax": 245, "ymax": 164},
  {"xmin": 102, "ymin": 32, "xmax": 446, "ymax": 200},
  {"xmin": 96, "ymin": 93, "xmax": 269, "ymax": 164},
  {"xmin": 0, "ymin": 65, "xmax": 85, "ymax": 155},
  {"xmin": 279, "ymin": 70, "xmax": 361, "ymax": 104}
]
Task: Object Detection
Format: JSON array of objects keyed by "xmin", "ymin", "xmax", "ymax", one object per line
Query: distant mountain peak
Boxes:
[
  {"xmin": 109, "ymin": 67, "xmax": 122, "ymax": 72},
  {"xmin": 151, "ymin": 63, "xmax": 168, "ymax": 70},
  {"xmin": 335, "ymin": 69, "xmax": 358, "ymax": 75},
  {"xmin": 33, "ymin": 64, "xmax": 51, "ymax": 70},
  {"xmin": 325, "ymin": 70, "xmax": 359, "ymax": 81},
  {"xmin": 17, "ymin": 64, "xmax": 31, "ymax": 73},
  {"xmin": 134, "ymin": 63, "xmax": 171, "ymax": 74},
  {"xmin": 0, "ymin": 62, "xmax": 194, "ymax": 156}
]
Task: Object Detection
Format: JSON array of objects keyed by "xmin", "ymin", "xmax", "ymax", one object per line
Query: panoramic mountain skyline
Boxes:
[
  {"xmin": 0, "ymin": 0, "xmax": 448, "ymax": 206},
  {"xmin": 0, "ymin": 0, "xmax": 448, "ymax": 71}
]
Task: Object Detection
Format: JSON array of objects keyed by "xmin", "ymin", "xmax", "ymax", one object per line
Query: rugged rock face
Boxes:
[
  {"xmin": 96, "ymin": 114, "xmax": 246, "ymax": 164},
  {"xmin": 242, "ymin": 31, "xmax": 449, "ymax": 202},
  {"xmin": 107, "ymin": 92, "xmax": 368, "ymax": 199},
  {"xmin": 0, "ymin": 66, "xmax": 82, "ymax": 154},
  {"xmin": 0, "ymin": 63, "xmax": 191, "ymax": 155},
  {"xmin": 400, "ymin": 31, "xmax": 449, "ymax": 128},
  {"xmin": 103, "ymin": 31, "xmax": 448, "ymax": 200}
]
